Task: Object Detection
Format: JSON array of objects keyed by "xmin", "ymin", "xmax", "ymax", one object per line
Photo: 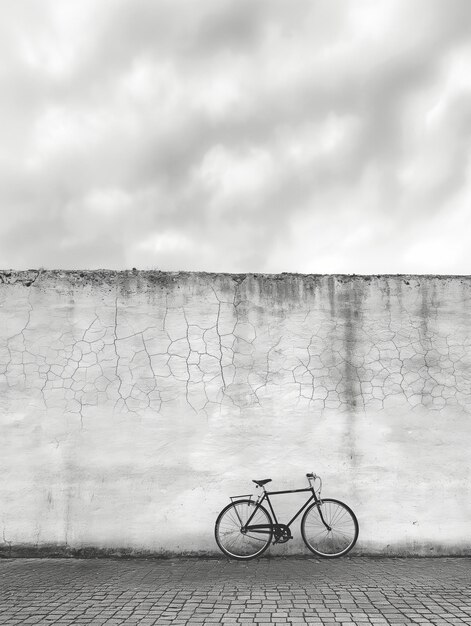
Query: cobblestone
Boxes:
[{"xmin": 0, "ymin": 558, "xmax": 470, "ymax": 625}]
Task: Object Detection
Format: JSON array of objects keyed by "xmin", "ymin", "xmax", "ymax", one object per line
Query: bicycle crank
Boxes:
[{"xmin": 273, "ymin": 524, "xmax": 293, "ymax": 544}]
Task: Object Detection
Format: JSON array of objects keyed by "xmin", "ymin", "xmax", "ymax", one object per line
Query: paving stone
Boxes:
[{"xmin": 0, "ymin": 557, "xmax": 470, "ymax": 625}]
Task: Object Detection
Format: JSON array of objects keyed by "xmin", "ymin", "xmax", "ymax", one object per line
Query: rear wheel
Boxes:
[
  {"xmin": 215, "ymin": 499, "xmax": 273, "ymax": 560},
  {"xmin": 301, "ymin": 498, "xmax": 359, "ymax": 558}
]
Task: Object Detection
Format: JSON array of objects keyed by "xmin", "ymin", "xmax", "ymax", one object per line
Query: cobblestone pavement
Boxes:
[{"xmin": 0, "ymin": 557, "xmax": 470, "ymax": 625}]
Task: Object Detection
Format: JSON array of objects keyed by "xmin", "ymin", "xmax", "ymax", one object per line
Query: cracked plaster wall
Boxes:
[{"xmin": 1, "ymin": 270, "xmax": 470, "ymax": 556}]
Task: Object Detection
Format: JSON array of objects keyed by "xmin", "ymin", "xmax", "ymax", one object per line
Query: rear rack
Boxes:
[{"xmin": 230, "ymin": 494, "xmax": 253, "ymax": 502}]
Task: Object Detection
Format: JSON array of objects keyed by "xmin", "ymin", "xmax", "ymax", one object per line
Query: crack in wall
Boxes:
[{"xmin": 1, "ymin": 273, "xmax": 471, "ymax": 419}]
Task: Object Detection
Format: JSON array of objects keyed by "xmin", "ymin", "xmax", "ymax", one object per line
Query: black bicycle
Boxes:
[{"xmin": 215, "ymin": 473, "xmax": 359, "ymax": 560}]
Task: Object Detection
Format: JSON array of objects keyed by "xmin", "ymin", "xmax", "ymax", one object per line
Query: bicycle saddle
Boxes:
[{"xmin": 252, "ymin": 479, "xmax": 272, "ymax": 487}]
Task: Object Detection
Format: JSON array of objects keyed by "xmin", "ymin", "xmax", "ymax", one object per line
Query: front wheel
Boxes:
[
  {"xmin": 215, "ymin": 499, "xmax": 273, "ymax": 560},
  {"xmin": 301, "ymin": 498, "xmax": 359, "ymax": 558}
]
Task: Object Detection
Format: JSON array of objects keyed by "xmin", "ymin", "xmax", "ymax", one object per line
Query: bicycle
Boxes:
[{"xmin": 214, "ymin": 473, "xmax": 359, "ymax": 560}]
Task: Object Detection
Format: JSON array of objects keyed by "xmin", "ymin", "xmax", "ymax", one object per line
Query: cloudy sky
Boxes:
[{"xmin": 1, "ymin": 0, "xmax": 471, "ymax": 274}]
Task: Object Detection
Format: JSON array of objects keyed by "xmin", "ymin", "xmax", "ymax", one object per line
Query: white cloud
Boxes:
[
  {"xmin": 1, "ymin": 0, "xmax": 471, "ymax": 272},
  {"xmin": 402, "ymin": 171, "xmax": 471, "ymax": 273},
  {"xmin": 138, "ymin": 232, "xmax": 192, "ymax": 255},
  {"xmin": 197, "ymin": 145, "xmax": 275, "ymax": 204}
]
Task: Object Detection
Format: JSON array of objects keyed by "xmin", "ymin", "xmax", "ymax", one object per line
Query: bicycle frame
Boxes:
[{"xmin": 241, "ymin": 485, "xmax": 330, "ymax": 539}]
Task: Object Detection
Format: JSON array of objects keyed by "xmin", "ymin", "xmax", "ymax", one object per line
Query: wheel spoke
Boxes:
[
  {"xmin": 215, "ymin": 501, "xmax": 273, "ymax": 560},
  {"xmin": 301, "ymin": 499, "xmax": 358, "ymax": 558}
]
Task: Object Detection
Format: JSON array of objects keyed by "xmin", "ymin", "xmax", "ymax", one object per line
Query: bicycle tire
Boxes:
[
  {"xmin": 301, "ymin": 498, "xmax": 359, "ymax": 558},
  {"xmin": 214, "ymin": 499, "xmax": 273, "ymax": 560}
]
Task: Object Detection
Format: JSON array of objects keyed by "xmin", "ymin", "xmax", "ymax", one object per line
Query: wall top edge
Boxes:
[{"xmin": 0, "ymin": 269, "xmax": 470, "ymax": 280}]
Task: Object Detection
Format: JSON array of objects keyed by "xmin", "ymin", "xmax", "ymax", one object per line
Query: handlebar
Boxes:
[{"xmin": 306, "ymin": 472, "xmax": 322, "ymax": 496}]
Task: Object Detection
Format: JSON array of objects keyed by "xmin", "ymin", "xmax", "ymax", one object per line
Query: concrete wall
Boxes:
[{"xmin": 1, "ymin": 270, "xmax": 470, "ymax": 556}]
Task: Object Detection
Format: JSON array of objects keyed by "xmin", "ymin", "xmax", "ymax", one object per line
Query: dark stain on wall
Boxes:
[{"xmin": 1, "ymin": 271, "xmax": 471, "ymax": 417}]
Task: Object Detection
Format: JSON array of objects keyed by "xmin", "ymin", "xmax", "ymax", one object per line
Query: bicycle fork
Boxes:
[{"xmin": 316, "ymin": 500, "xmax": 332, "ymax": 531}]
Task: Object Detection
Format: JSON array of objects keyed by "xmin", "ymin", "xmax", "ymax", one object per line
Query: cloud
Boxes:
[{"xmin": 1, "ymin": 0, "xmax": 471, "ymax": 272}]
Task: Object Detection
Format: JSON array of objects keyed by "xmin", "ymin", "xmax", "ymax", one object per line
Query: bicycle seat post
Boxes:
[{"xmin": 255, "ymin": 484, "xmax": 263, "ymax": 503}]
